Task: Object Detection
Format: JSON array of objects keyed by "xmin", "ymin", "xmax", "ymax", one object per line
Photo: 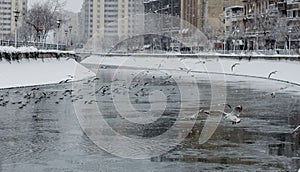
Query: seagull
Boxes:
[
  {"xmin": 223, "ymin": 105, "xmax": 243, "ymax": 124},
  {"xmin": 179, "ymin": 67, "xmax": 192, "ymax": 74},
  {"xmin": 66, "ymin": 75, "xmax": 74, "ymax": 78},
  {"xmin": 231, "ymin": 63, "xmax": 240, "ymax": 72},
  {"xmin": 195, "ymin": 60, "xmax": 205, "ymax": 64},
  {"xmin": 268, "ymin": 70, "xmax": 277, "ymax": 79},
  {"xmin": 270, "ymin": 92, "xmax": 276, "ymax": 98},
  {"xmin": 200, "ymin": 105, "xmax": 243, "ymax": 124},
  {"xmin": 292, "ymin": 125, "xmax": 300, "ymax": 134},
  {"xmin": 59, "ymin": 79, "xmax": 72, "ymax": 84},
  {"xmin": 157, "ymin": 64, "xmax": 162, "ymax": 69}
]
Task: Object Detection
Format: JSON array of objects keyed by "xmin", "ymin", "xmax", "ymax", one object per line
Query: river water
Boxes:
[{"xmin": 0, "ymin": 66, "xmax": 299, "ymax": 171}]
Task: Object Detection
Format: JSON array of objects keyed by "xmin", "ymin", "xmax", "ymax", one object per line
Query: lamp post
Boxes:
[
  {"xmin": 233, "ymin": 29, "xmax": 239, "ymax": 52},
  {"xmin": 256, "ymin": 31, "xmax": 259, "ymax": 51},
  {"xmin": 56, "ymin": 19, "xmax": 61, "ymax": 50},
  {"xmin": 13, "ymin": 9, "xmax": 20, "ymax": 48},
  {"xmin": 215, "ymin": 36, "xmax": 218, "ymax": 51},
  {"xmin": 223, "ymin": 31, "xmax": 226, "ymax": 54},
  {"xmin": 64, "ymin": 29, "xmax": 68, "ymax": 46},
  {"xmin": 288, "ymin": 28, "xmax": 292, "ymax": 55},
  {"xmin": 68, "ymin": 26, "xmax": 72, "ymax": 47}
]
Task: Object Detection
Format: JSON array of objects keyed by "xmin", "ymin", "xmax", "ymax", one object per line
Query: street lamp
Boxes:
[
  {"xmin": 13, "ymin": 9, "xmax": 20, "ymax": 48},
  {"xmin": 68, "ymin": 26, "xmax": 72, "ymax": 46},
  {"xmin": 215, "ymin": 36, "xmax": 217, "ymax": 51},
  {"xmin": 64, "ymin": 29, "xmax": 68, "ymax": 46},
  {"xmin": 288, "ymin": 28, "xmax": 292, "ymax": 55},
  {"xmin": 223, "ymin": 31, "xmax": 226, "ymax": 54},
  {"xmin": 56, "ymin": 19, "xmax": 61, "ymax": 50},
  {"xmin": 256, "ymin": 31, "xmax": 259, "ymax": 51},
  {"xmin": 233, "ymin": 29, "xmax": 239, "ymax": 52}
]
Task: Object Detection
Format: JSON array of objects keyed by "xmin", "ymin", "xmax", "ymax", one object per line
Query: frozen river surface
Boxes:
[{"xmin": 0, "ymin": 66, "xmax": 300, "ymax": 171}]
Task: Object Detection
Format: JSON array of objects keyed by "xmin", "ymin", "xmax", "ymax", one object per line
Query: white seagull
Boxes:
[
  {"xmin": 292, "ymin": 125, "xmax": 300, "ymax": 134},
  {"xmin": 199, "ymin": 105, "xmax": 243, "ymax": 124},
  {"xmin": 223, "ymin": 105, "xmax": 243, "ymax": 124}
]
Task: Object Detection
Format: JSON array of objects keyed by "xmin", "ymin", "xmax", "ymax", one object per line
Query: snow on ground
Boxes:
[
  {"xmin": 82, "ymin": 54, "xmax": 300, "ymax": 85},
  {"xmin": 0, "ymin": 58, "xmax": 95, "ymax": 89},
  {"xmin": 0, "ymin": 46, "xmax": 75, "ymax": 54}
]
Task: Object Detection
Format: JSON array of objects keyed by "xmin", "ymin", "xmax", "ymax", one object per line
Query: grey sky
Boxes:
[{"xmin": 28, "ymin": 0, "xmax": 83, "ymax": 13}]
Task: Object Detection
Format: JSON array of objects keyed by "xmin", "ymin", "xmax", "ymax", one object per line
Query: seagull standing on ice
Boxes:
[{"xmin": 268, "ymin": 70, "xmax": 277, "ymax": 79}]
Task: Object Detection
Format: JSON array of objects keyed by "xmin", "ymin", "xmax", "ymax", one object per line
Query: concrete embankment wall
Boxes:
[
  {"xmin": 81, "ymin": 53, "xmax": 300, "ymax": 86},
  {"xmin": 0, "ymin": 51, "xmax": 80, "ymax": 62},
  {"xmin": 76, "ymin": 52, "xmax": 300, "ymax": 61}
]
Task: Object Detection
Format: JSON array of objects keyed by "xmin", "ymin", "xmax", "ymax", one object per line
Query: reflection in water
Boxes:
[{"xmin": 0, "ymin": 67, "xmax": 299, "ymax": 171}]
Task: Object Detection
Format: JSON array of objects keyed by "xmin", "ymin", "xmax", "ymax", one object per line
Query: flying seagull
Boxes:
[
  {"xmin": 292, "ymin": 125, "xmax": 300, "ymax": 134},
  {"xmin": 59, "ymin": 79, "xmax": 72, "ymax": 84},
  {"xmin": 268, "ymin": 71, "xmax": 277, "ymax": 79},
  {"xmin": 231, "ymin": 63, "xmax": 240, "ymax": 72},
  {"xmin": 199, "ymin": 105, "xmax": 243, "ymax": 124},
  {"xmin": 223, "ymin": 105, "xmax": 243, "ymax": 124}
]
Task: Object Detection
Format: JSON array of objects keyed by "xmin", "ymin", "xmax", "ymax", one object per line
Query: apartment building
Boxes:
[
  {"xmin": 242, "ymin": 0, "xmax": 299, "ymax": 51},
  {"xmin": 224, "ymin": 6, "xmax": 244, "ymax": 50},
  {"xmin": 144, "ymin": 0, "xmax": 181, "ymax": 50},
  {"xmin": 287, "ymin": 0, "xmax": 300, "ymax": 50},
  {"xmin": 80, "ymin": 0, "xmax": 144, "ymax": 51},
  {"xmin": 0, "ymin": 0, "xmax": 27, "ymax": 40},
  {"xmin": 180, "ymin": 0, "xmax": 243, "ymax": 50}
]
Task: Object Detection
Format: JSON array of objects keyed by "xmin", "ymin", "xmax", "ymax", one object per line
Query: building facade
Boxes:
[
  {"xmin": 242, "ymin": 0, "xmax": 300, "ymax": 51},
  {"xmin": 144, "ymin": 0, "xmax": 181, "ymax": 51},
  {"xmin": 180, "ymin": 0, "xmax": 243, "ymax": 50},
  {"xmin": 0, "ymin": 0, "xmax": 27, "ymax": 40},
  {"xmin": 286, "ymin": 0, "xmax": 300, "ymax": 51},
  {"xmin": 224, "ymin": 6, "xmax": 244, "ymax": 50},
  {"xmin": 80, "ymin": 0, "xmax": 144, "ymax": 51}
]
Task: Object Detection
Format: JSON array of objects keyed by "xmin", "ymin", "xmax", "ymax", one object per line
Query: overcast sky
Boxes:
[{"xmin": 28, "ymin": 0, "xmax": 83, "ymax": 13}]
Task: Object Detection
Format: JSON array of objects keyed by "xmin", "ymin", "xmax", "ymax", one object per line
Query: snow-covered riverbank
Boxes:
[
  {"xmin": 82, "ymin": 54, "xmax": 300, "ymax": 85},
  {"xmin": 0, "ymin": 58, "xmax": 95, "ymax": 89},
  {"xmin": 0, "ymin": 47, "xmax": 95, "ymax": 89}
]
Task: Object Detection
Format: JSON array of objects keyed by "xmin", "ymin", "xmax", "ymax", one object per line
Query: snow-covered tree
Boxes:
[
  {"xmin": 23, "ymin": 0, "xmax": 66, "ymax": 41},
  {"xmin": 256, "ymin": 8, "xmax": 288, "ymax": 49}
]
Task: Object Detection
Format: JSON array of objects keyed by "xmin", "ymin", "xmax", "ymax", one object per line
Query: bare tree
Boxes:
[
  {"xmin": 23, "ymin": 0, "xmax": 66, "ymax": 41},
  {"xmin": 256, "ymin": 8, "xmax": 288, "ymax": 50}
]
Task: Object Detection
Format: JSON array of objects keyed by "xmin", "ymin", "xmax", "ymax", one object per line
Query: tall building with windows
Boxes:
[
  {"xmin": 80, "ymin": 0, "xmax": 144, "ymax": 50},
  {"xmin": 181, "ymin": 0, "xmax": 242, "ymax": 34},
  {"xmin": 0, "ymin": 0, "xmax": 27, "ymax": 40},
  {"xmin": 286, "ymin": 0, "xmax": 300, "ymax": 51},
  {"xmin": 144, "ymin": 0, "xmax": 181, "ymax": 50},
  {"xmin": 180, "ymin": 0, "xmax": 243, "ymax": 49},
  {"xmin": 242, "ymin": 0, "xmax": 299, "ymax": 51}
]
